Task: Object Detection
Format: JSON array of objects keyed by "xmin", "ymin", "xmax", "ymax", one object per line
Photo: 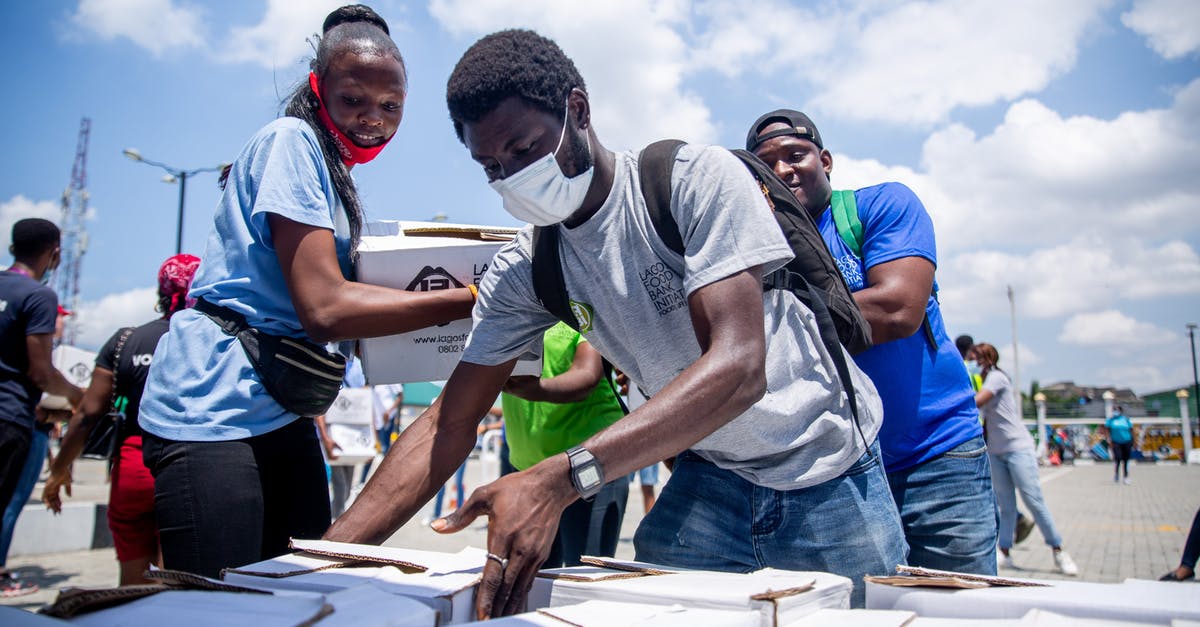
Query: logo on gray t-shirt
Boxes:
[{"xmin": 639, "ymin": 261, "xmax": 685, "ymax": 316}]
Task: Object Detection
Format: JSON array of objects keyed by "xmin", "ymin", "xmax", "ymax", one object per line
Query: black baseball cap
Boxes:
[{"xmin": 745, "ymin": 109, "xmax": 823, "ymax": 152}]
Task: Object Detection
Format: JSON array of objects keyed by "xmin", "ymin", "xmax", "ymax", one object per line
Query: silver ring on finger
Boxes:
[{"xmin": 486, "ymin": 552, "xmax": 509, "ymax": 570}]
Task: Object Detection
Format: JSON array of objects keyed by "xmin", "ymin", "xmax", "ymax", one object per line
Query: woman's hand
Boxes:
[{"xmin": 42, "ymin": 467, "xmax": 73, "ymax": 514}]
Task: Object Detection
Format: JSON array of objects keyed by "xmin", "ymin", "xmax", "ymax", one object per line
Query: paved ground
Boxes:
[{"xmin": 3, "ymin": 457, "xmax": 1197, "ymax": 614}]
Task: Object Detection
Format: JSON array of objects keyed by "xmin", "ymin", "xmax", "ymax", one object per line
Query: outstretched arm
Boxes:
[
  {"xmin": 324, "ymin": 359, "xmax": 516, "ymax": 545},
  {"xmin": 502, "ymin": 341, "xmax": 604, "ymax": 404},
  {"xmin": 43, "ymin": 368, "xmax": 113, "ymax": 513},
  {"xmin": 269, "ymin": 214, "xmax": 475, "ymax": 343},
  {"xmin": 26, "ymin": 334, "xmax": 84, "ymax": 404},
  {"xmin": 438, "ymin": 266, "xmax": 769, "ymax": 619}
]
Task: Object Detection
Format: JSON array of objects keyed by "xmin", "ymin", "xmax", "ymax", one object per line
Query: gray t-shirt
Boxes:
[
  {"xmin": 981, "ymin": 368, "xmax": 1034, "ymax": 454},
  {"xmin": 463, "ymin": 144, "xmax": 882, "ymax": 490}
]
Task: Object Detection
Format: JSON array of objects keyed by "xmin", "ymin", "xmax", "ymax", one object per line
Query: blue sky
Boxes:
[{"xmin": 2, "ymin": 0, "xmax": 1198, "ymax": 395}]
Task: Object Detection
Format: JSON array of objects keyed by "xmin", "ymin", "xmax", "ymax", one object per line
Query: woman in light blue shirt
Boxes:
[
  {"xmin": 137, "ymin": 5, "xmax": 474, "ymax": 578},
  {"xmin": 1105, "ymin": 406, "xmax": 1135, "ymax": 484}
]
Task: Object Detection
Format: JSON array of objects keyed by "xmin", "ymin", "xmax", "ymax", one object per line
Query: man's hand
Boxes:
[
  {"xmin": 42, "ymin": 467, "xmax": 72, "ymax": 514},
  {"xmin": 431, "ymin": 458, "xmax": 576, "ymax": 619}
]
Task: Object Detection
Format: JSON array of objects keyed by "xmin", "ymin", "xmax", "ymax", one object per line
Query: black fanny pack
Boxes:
[{"xmin": 194, "ymin": 298, "xmax": 346, "ymax": 417}]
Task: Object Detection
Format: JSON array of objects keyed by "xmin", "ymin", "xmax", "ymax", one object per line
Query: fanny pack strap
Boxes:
[{"xmin": 193, "ymin": 298, "xmax": 249, "ymax": 337}]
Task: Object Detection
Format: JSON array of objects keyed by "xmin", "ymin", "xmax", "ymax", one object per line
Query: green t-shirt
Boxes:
[{"xmin": 501, "ymin": 322, "xmax": 626, "ymax": 471}]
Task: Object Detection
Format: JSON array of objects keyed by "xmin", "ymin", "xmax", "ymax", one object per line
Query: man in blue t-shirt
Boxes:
[
  {"xmin": 748, "ymin": 110, "xmax": 997, "ymax": 575},
  {"xmin": 0, "ymin": 218, "xmax": 84, "ymax": 595}
]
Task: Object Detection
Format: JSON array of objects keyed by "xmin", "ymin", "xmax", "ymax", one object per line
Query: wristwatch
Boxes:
[{"xmin": 566, "ymin": 445, "xmax": 604, "ymax": 500}]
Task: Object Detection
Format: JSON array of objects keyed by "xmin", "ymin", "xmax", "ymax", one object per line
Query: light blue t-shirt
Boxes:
[
  {"xmin": 818, "ymin": 182, "xmax": 982, "ymax": 472},
  {"xmin": 139, "ymin": 117, "xmax": 353, "ymax": 441},
  {"xmin": 1106, "ymin": 414, "xmax": 1133, "ymax": 444}
]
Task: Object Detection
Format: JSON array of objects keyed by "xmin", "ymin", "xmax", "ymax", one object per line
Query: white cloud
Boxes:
[
  {"xmin": 1059, "ymin": 310, "xmax": 1177, "ymax": 347},
  {"xmin": 216, "ymin": 0, "xmax": 343, "ymax": 69},
  {"xmin": 70, "ymin": 287, "xmax": 158, "ymax": 350},
  {"xmin": 1, "ymin": 195, "xmax": 61, "ymax": 248},
  {"xmin": 428, "ymin": 0, "xmax": 717, "ymax": 150},
  {"xmin": 690, "ymin": 0, "xmax": 1110, "ymax": 125},
  {"xmin": 920, "ymin": 82, "xmax": 1200, "ymax": 251},
  {"xmin": 69, "ymin": 0, "xmax": 205, "ymax": 56},
  {"xmin": 937, "ymin": 235, "xmax": 1200, "ymax": 320},
  {"xmin": 1122, "ymin": 0, "xmax": 1200, "ymax": 60}
]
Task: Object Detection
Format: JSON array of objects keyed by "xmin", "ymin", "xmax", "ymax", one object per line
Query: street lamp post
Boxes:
[
  {"xmin": 1189, "ymin": 323, "xmax": 1199, "ymax": 423},
  {"xmin": 123, "ymin": 148, "xmax": 226, "ymax": 255}
]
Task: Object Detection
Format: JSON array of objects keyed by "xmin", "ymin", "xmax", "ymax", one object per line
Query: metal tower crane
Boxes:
[{"xmin": 56, "ymin": 118, "xmax": 90, "ymax": 346}]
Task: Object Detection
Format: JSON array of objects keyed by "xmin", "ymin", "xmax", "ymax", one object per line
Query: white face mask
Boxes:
[
  {"xmin": 966, "ymin": 360, "xmax": 982, "ymax": 376},
  {"xmin": 489, "ymin": 104, "xmax": 594, "ymax": 226}
]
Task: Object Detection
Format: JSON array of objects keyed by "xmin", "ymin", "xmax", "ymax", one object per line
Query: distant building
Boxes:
[
  {"xmin": 1141, "ymin": 386, "xmax": 1197, "ymax": 418},
  {"xmin": 1039, "ymin": 381, "xmax": 1140, "ymax": 418}
]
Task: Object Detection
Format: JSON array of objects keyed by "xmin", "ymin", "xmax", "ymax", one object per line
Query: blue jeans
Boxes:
[
  {"xmin": 886, "ymin": 435, "xmax": 998, "ymax": 575},
  {"xmin": 1, "ymin": 428, "xmax": 48, "ymax": 566},
  {"xmin": 989, "ymin": 449, "xmax": 1062, "ymax": 549},
  {"xmin": 634, "ymin": 443, "xmax": 907, "ymax": 608}
]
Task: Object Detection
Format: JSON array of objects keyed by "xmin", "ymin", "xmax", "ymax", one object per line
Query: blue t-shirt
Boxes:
[
  {"xmin": 0, "ymin": 271, "xmax": 58, "ymax": 431},
  {"xmin": 139, "ymin": 118, "xmax": 354, "ymax": 441},
  {"xmin": 1106, "ymin": 414, "xmax": 1133, "ymax": 444},
  {"xmin": 818, "ymin": 182, "xmax": 981, "ymax": 472}
]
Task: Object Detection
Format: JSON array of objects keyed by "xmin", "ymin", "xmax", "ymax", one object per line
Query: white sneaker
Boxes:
[
  {"xmin": 1054, "ymin": 550, "xmax": 1078, "ymax": 576},
  {"xmin": 998, "ymin": 552, "xmax": 1015, "ymax": 570},
  {"xmin": 1123, "ymin": 477, "xmax": 1132, "ymax": 485}
]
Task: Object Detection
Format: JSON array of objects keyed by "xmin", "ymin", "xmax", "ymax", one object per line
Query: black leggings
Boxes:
[
  {"xmin": 543, "ymin": 477, "xmax": 629, "ymax": 568},
  {"xmin": 142, "ymin": 418, "xmax": 330, "ymax": 577},
  {"xmin": 1182, "ymin": 507, "xmax": 1200, "ymax": 570},
  {"xmin": 1112, "ymin": 441, "xmax": 1133, "ymax": 477}
]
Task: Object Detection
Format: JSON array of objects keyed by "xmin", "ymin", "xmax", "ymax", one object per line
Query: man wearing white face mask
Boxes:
[{"xmin": 329, "ymin": 29, "xmax": 905, "ymax": 615}]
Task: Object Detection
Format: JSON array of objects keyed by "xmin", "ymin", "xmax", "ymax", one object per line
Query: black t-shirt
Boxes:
[
  {"xmin": 0, "ymin": 271, "xmax": 58, "ymax": 431},
  {"xmin": 96, "ymin": 318, "xmax": 170, "ymax": 440}
]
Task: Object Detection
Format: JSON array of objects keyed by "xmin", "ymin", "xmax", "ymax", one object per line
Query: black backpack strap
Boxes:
[
  {"xmin": 638, "ymin": 139, "xmax": 687, "ymax": 256},
  {"xmin": 530, "ymin": 225, "xmax": 580, "ymax": 332},
  {"xmin": 765, "ymin": 268, "xmax": 859, "ymax": 423}
]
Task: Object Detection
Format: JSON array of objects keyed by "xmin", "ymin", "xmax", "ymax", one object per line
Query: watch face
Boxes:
[{"xmin": 578, "ymin": 465, "xmax": 601, "ymax": 489}]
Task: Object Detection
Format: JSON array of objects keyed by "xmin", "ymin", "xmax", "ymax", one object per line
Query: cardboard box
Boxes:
[
  {"xmin": 788, "ymin": 608, "xmax": 917, "ymax": 626},
  {"xmin": 66, "ymin": 583, "xmax": 439, "ymax": 627},
  {"xmin": 222, "ymin": 540, "xmax": 487, "ymax": 625},
  {"xmin": 324, "ymin": 388, "xmax": 377, "ymax": 465},
  {"xmin": 489, "ymin": 600, "xmax": 760, "ymax": 626},
  {"xmin": 527, "ymin": 557, "xmax": 851, "ymax": 626},
  {"xmin": 865, "ymin": 571, "xmax": 1200, "ymax": 624},
  {"xmin": 39, "ymin": 344, "xmax": 96, "ymax": 410},
  {"xmin": 357, "ymin": 221, "xmax": 541, "ymax": 384}
]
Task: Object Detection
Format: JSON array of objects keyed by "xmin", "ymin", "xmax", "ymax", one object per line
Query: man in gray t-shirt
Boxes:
[{"xmin": 330, "ymin": 29, "xmax": 906, "ymax": 616}]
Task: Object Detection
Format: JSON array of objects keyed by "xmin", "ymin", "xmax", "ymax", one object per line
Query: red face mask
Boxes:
[{"xmin": 308, "ymin": 72, "xmax": 391, "ymax": 166}]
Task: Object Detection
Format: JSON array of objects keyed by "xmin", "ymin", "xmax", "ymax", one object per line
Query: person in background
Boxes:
[
  {"xmin": 0, "ymin": 218, "xmax": 83, "ymax": 597},
  {"xmin": 364, "ymin": 383, "xmax": 404, "ymax": 484},
  {"xmin": 500, "ymin": 322, "xmax": 628, "ymax": 567},
  {"xmin": 624, "ymin": 383, "xmax": 658, "ymax": 514},
  {"xmin": 749, "ymin": 110, "xmax": 996, "ymax": 574},
  {"xmin": 135, "ymin": 5, "xmax": 475, "ymax": 578},
  {"xmin": 0, "ymin": 305, "xmax": 71, "ymax": 597},
  {"xmin": 1161, "ymin": 506, "xmax": 1200, "ymax": 581},
  {"xmin": 43, "ymin": 254, "xmax": 201, "ymax": 585},
  {"xmin": 1106, "ymin": 405, "xmax": 1135, "ymax": 485},
  {"xmin": 315, "ymin": 358, "xmax": 367, "ymax": 519},
  {"xmin": 974, "ymin": 342, "xmax": 1077, "ymax": 576},
  {"xmin": 957, "ymin": 333, "xmax": 1033, "ymax": 546}
]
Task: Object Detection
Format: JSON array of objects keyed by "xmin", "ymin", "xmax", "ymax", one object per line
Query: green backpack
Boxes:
[{"xmin": 829, "ymin": 189, "xmax": 939, "ymax": 350}]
